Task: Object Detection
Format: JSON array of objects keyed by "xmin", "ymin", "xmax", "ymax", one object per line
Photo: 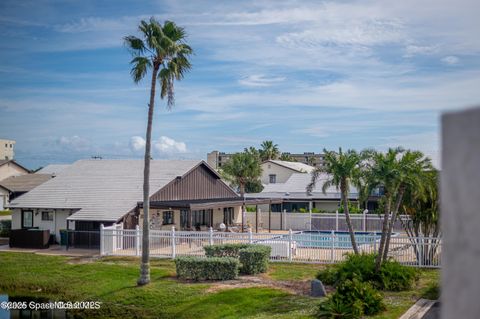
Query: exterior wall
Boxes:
[
  {"xmin": 0, "ymin": 139, "xmax": 15, "ymax": 160},
  {"xmin": 260, "ymin": 162, "xmax": 298, "ymax": 184},
  {"xmin": 0, "ymin": 162, "xmax": 28, "ymax": 181},
  {"xmin": 441, "ymin": 106, "xmax": 480, "ymax": 319},
  {"xmin": 150, "ymin": 163, "xmax": 237, "ymax": 201},
  {"xmin": 0, "ymin": 187, "xmax": 8, "ymax": 210},
  {"xmin": 11, "ymin": 208, "xmax": 74, "ymax": 242}
]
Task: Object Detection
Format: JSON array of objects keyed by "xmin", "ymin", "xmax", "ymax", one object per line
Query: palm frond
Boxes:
[{"xmin": 129, "ymin": 56, "xmax": 152, "ymax": 83}]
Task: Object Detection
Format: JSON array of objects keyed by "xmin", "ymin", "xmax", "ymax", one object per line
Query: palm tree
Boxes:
[
  {"xmin": 125, "ymin": 18, "xmax": 193, "ymax": 286},
  {"xmin": 308, "ymin": 148, "xmax": 361, "ymax": 254},
  {"xmin": 382, "ymin": 150, "xmax": 432, "ymax": 261},
  {"xmin": 279, "ymin": 153, "xmax": 296, "ymax": 162},
  {"xmin": 221, "ymin": 152, "xmax": 262, "ymax": 196},
  {"xmin": 259, "ymin": 140, "xmax": 280, "ymax": 161}
]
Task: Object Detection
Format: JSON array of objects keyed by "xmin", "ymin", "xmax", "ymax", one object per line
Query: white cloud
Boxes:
[
  {"xmin": 441, "ymin": 56, "xmax": 460, "ymax": 65},
  {"xmin": 56, "ymin": 135, "xmax": 90, "ymax": 152},
  {"xmin": 403, "ymin": 44, "xmax": 438, "ymax": 57},
  {"xmin": 238, "ymin": 74, "xmax": 286, "ymax": 87},
  {"xmin": 130, "ymin": 136, "xmax": 146, "ymax": 152},
  {"xmin": 130, "ymin": 136, "xmax": 187, "ymax": 154}
]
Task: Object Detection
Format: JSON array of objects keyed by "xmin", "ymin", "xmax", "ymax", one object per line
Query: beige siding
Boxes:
[
  {"xmin": 0, "ymin": 162, "xmax": 28, "ymax": 181},
  {"xmin": 261, "ymin": 162, "xmax": 299, "ymax": 184},
  {"xmin": 11, "ymin": 208, "xmax": 73, "ymax": 242}
]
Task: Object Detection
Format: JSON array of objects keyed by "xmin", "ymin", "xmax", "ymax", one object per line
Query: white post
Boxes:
[
  {"xmin": 418, "ymin": 235, "xmax": 423, "ymax": 267},
  {"xmin": 373, "ymin": 233, "xmax": 377, "ymax": 252},
  {"xmin": 100, "ymin": 224, "xmax": 104, "ymax": 256},
  {"xmin": 363, "ymin": 209, "xmax": 368, "ymax": 232},
  {"xmin": 209, "ymin": 227, "xmax": 214, "ymax": 246},
  {"xmin": 309, "ymin": 204, "xmax": 312, "ymax": 231},
  {"xmin": 171, "ymin": 226, "xmax": 176, "ymax": 259},
  {"xmin": 335, "ymin": 210, "xmax": 339, "ymax": 231},
  {"xmin": 135, "ymin": 225, "xmax": 140, "ymax": 256},
  {"xmin": 288, "ymin": 229, "xmax": 293, "ymax": 262},
  {"xmin": 248, "ymin": 227, "xmax": 253, "ymax": 244},
  {"xmin": 330, "ymin": 230, "xmax": 335, "ymax": 263}
]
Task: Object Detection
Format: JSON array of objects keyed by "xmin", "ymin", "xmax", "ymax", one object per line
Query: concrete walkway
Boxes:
[
  {"xmin": 399, "ymin": 299, "xmax": 437, "ymax": 319},
  {"xmin": 0, "ymin": 244, "xmax": 99, "ymax": 257}
]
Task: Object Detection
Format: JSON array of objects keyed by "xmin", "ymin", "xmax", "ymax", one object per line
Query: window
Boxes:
[
  {"xmin": 269, "ymin": 174, "xmax": 277, "ymax": 183},
  {"xmin": 223, "ymin": 207, "xmax": 234, "ymax": 225},
  {"xmin": 4, "ymin": 143, "xmax": 7, "ymax": 148},
  {"xmin": 192, "ymin": 209, "xmax": 212, "ymax": 226},
  {"xmin": 22, "ymin": 210, "xmax": 33, "ymax": 228},
  {"xmin": 42, "ymin": 211, "xmax": 54, "ymax": 221},
  {"xmin": 162, "ymin": 211, "xmax": 174, "ymax": 225},
  {"xmin": 9, "ymin": 144, "xmax": 12, "ymax": 148}
]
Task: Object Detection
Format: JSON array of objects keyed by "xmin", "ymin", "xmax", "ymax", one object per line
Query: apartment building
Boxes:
[{"xmin": 0, "ymin": 139, "xmax": 15, "ymax": 160}]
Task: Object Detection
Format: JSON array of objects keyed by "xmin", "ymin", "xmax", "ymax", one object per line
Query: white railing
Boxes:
[
  {"xmin": 245, "ymin": 211, "xmax": 408, "ymax": 232},
  {"xmin": 100, "ymin": 226, "xmax": 441, "ymax": 268}
]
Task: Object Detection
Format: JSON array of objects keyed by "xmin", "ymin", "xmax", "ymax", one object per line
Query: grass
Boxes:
[
  {"xmin": 0, "ymin": 253, "xmax": 439, "ymax": 318},
  {"xmin": 0, "ymin": 210, "xmax": 11, "ymax": 216}
]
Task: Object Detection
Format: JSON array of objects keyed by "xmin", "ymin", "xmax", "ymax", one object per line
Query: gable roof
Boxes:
[
  {"xmin": 248, "ymin": 173, "xmax": 358, "ymax": 200},
  {"xmin": 0, "ymin": 160, "xmax": 30, "ymax": 173},
  {"xmin": 264, "ymin": 160, "xmax": 315, "ymax": 173},
  {"xmin": 0, "ymin": 174, "xmax": 53, "ymax": 193},
  {"xmin": 8, "ymin": 159, "xmax": 205, "ymax": 222},
  {"xmin": 36, "ymin": 164, "xmax": 70, "ymax": 175}
]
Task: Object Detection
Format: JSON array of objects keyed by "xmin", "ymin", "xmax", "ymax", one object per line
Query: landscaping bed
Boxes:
[{"xmin": 0, "ymin": 252, "xmax": 438, "ymax": 318}]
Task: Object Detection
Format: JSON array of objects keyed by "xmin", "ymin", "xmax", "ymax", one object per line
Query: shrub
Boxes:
[
  {"xmin": 0, "ymin": 220, "xmax": 11, "ymax": 237},
  {"xmin": 175, "ymin": 256, "xmax": 239, "ymax": 281},
  {"xmin": 204, "ymin": 243, "xmax": 252, "ymax": 258},
  {"xmin": 318, "ymin": 278, "xmax": 385, "ymax": 318},
  {"xmin": 378, "ymin": 259, "xmax": 417, "ymax": 291},
  {"xmin": 316, "ymin": 253, "xmax": 417, "ymax": 291},
  {"xmin": 239, "ymin": 245, "xmax": 271, "ymax": 275}
]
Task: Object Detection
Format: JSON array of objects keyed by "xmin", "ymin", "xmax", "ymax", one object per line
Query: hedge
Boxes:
[
  {"xmin": 0, "ymin": 220, "xmax": 11, "ymax": 237},
  {"xmin": 175, "ymin": 256, "xmax": 239, "ymax": 281},
  {"xmin": 239, "ymin": 245, "xmax": 271, "ymax": 275},
  {"xmin": 204, "ymin": 243, "xmax": 252, "ymax": 258}
]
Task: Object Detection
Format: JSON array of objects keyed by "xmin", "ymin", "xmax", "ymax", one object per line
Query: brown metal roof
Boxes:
[{"xmin": 0, "ymin": 174, "xmax": 53, "ymax": 193}]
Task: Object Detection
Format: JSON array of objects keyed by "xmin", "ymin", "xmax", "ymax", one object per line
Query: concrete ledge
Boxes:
[{"xmin": 399, "ymin": 299, "xmax": 436, "ymax": 319}]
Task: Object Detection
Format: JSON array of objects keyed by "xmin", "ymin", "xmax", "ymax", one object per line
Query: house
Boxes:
[
  {"xmin": 261, "ymin": 160, "xmax": 315, "ymax": 185},
  {"xmin": 0, "ymin": 160, "xmax": 29, "ymax": 181},
  {"xmin": 0, "ymin": 174, "xmax": 54, "ymax": 210},
  {"xmin": 247, "ymin": 172, "xmax": 359, "ymax": 213},
  {"xmin": 8, "ymin": 159, "xmax": 274, "ymax": 245},
  {"xmin": 0, "ymin": 139, "xmax": 15, "ymax": 160}
]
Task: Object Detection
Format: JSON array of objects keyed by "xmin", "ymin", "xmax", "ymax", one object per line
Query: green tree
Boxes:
[
  {"xmin": 259, "ymin": 140, "xmax": 280, "ymax": 161},
  {"xmin": 279, "ymin": 153, "xmax": 297, "ymax": 162},
  {"xmin": 221, "ymin": 152, "xmax": 262, "ymax": 196},
  {"xmin": 308, "ymin": 148, "xmax": 362, "ymax": 254},
  {"xmin": 125, "ymin": 18, "xmax": 193, "ymax": 286}
]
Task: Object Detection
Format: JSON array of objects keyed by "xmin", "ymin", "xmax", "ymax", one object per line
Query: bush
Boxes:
[
  {"xmin": 0, "ymin": 220, "xmax": 11, "ymax": 237},
  {"xmin": 318, "ymin": 278, "xmax": 385, "ymax": 318},
  {"xmin": 239, "ymin": 245, "xmax": 271, "ymax": 275},
  {"xmin": 378, "ymin": 259, "xmax": 417, "ymax": 291},
  {"xmin": 316, "ymin": 253, "xmax": 417, "ymax": 291},
  {"xmin": 204, "ymin": 243, "xmax": 252, "ymax": 258},
  {"xmin": 175, "ymin": 256, "xmax": 239, "ymax": 281}
]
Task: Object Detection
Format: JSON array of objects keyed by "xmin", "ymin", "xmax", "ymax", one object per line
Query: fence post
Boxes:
[
  {"xmin": 248, "ymin": 228, "xmax": 253, "ymax": 244},
  {"xmin": 288, "ymin": 229, "xmax": 293, "ymax": 262},
  {"xmin": 209, "ymin": 227, "xmax": 213, "ymax": 246},
  {"xmin": 335, "ymin": 210, "xmax": 339, "ymax": 231},
  {"xmin": 373, "ymin": 232, "xmax": 377, "ymax": 252},
  {"xmin": 418, "ymin": 235, "xmax": 423, "ymax": 267},
  {"xmin": 309, "ymin": 208, "xmax": 312, "ymax": 231},
  {"xmin": 330, "ymin": 230, "xmax": 335, "ymax": 263},
  {"xmin": 135, "ymin": 225, "xmax": 140, "ymax": 256},
  {"xmin": 100, "ymin": 224, "xmax": 104, "ymax": 256},
  {"xmin": 171, "ymin": 226, "xmax": 176, "ymax": 259},
  {"xmin": 363, "ymin": 209, "xmax": 367, "ymax": 232}
]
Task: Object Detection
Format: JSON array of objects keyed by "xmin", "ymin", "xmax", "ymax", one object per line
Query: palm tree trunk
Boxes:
[
  {"xmin": 382, "ymin": 187, "xmax": 405, "ymax": 262},
  {"xmin": 375, "ymin": 194, "xmax": 391, "ymax": 271},
  {"xmin": 342, "ymin": 182, "xmax": 359, "ymax": 254},
  {"xmin": 138, "ymin": 64, "xmax": 159, "ymax": 286}
]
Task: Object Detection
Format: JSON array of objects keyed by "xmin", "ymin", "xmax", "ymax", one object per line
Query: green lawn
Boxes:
[{"xmin": 0, "ymin": 253, "xmax": 439, "ymax": 318}]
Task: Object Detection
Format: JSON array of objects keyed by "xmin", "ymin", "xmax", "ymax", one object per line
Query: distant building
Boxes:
[
  {"xmin": 0, "ymin": 139, "xmax": 15, "ymax": 160},
  {"xmin": 261, "ymin": 160, "xmax": 315, "ymax": 185},
  {"xmin": 207, "ymin": 150, "xmax": 325, "ymax": 169}
]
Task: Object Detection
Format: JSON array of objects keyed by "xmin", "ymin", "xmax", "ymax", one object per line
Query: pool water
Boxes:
[{"xmin": 291, "ymin": 231, "xmax": 386, "ymax": 249}]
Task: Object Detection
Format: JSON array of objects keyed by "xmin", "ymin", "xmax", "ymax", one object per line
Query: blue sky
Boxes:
[{"xmin": 1, "ymin": 0, "xmax": 479, "ymax": 169}]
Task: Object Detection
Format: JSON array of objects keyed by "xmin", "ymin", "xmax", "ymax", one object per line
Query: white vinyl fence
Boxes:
[
  {"xmin": 100, "ymin": 225, "xmax": 441, "ymax": 268},
  {"xmin": 245, "ymin": 211, "xmax": 408, "ymax": 232}
]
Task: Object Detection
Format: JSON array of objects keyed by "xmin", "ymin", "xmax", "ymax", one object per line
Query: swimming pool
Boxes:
[{"xmin": 291, "ymin": 231, "xmax": 390, "ymax": 249}]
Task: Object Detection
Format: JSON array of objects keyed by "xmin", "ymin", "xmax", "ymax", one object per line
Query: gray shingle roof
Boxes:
[
  {"xmin": 9, "ymin": 159, "xmax": 202, "ymax": 222},
  {"xmin": 0, "ymin": 174, "xmax": 53, "ymax": 192},
  {"xmin": 247, "ymin": 173, "xmax": 359, "ymax": 200},
  {"xmin": 36, "ymin": 164, "xmax": 71, "ymax": 175}
]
